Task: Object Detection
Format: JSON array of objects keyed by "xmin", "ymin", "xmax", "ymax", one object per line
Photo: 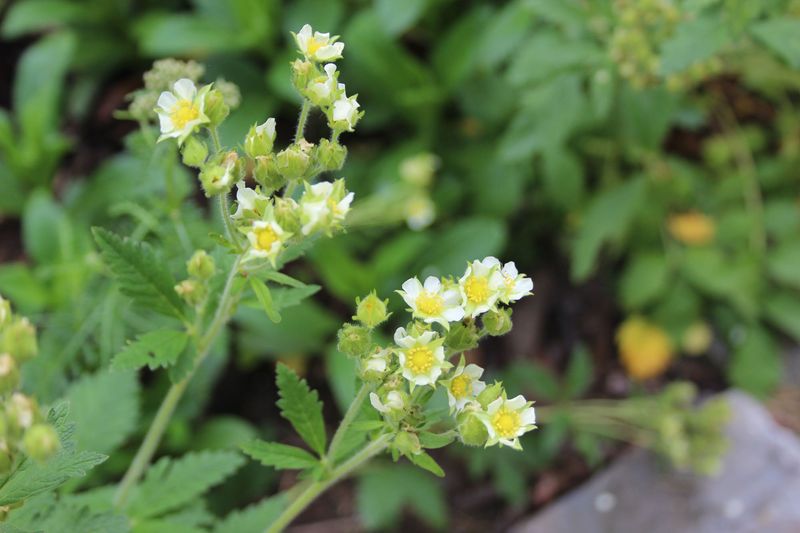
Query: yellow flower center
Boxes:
[
  {"xmin": 406, "ymin": 346, "xmax": 435, "ymax": 375},
  {"xmin": 491, "ymin": 407, "xmax": 521, "ymax": 439},
  {"xmin": 450, "ymin": 374, "xmax": 471, "ymax": 399},
  {"xmin": 416, "ymin": 292, "xmax": 444, "ymax": 316},
  {"xmin": 255, "ymin": 226, "xmax": 279, "ymax": 251},
  {"xmin": 170, "ymin": 99, "xmax": 200, "ymax": 130},
  {"xmin": 464, "ymin": 275, "xmax": 490, "ymax": 304},
  {"xmin": 306, "ymin": 37, "xmax": 323, "ymax": 56}
]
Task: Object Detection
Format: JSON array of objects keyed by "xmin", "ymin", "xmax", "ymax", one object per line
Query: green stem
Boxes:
[
  {"xmin": 326, "ymin": 384, "xmax": 369, "ymax": 463},
  {"xmin": 295, "ymin": 100, "xmax": 311, "ymax": 143},
  {"xmin": 210, "ymin": 127, "xmax": 223, "ymax": 152},
  {"xmin": 219, "ymin": 193, "xmax": 242, "ymax": 250},
  {"xmin": 113, "ymin": 255, "xmax": 243, "ymax": 508},
  {"xmin": 265, "ymin": 434, "xmax": 391, "ymax": 533}
]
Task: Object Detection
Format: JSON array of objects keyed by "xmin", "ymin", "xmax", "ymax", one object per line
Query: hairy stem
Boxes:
[
  {"xmin": 326, "ymin": 384, "xmax": 369, "ymax": 463},
  {"xmin": 113, "ymin": 255, "xmax": 243, "ymax": 508},
  {"xmin": 295, "ymin": 100, "xmax": 312, "ymax": 143},
  {"xmin": 219, "ymin": 193, "xmax": 242, "ymax": 250},
  {"xmin": 265, "ymin": 434, "xmax": 391, "ymax": 533}
]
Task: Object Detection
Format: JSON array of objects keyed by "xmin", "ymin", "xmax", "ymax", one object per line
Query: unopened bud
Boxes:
[
  {"xmin": 199, "ymin": 152, "xmax": 239, "ymax": 197},
  {"xmin": 336, "ymin": 323, "xmax": 372, "ymax": 357},
  {"xmin": 187, "ymin": 250, "xmax": 215, "ymax": 280},
  {"xmin": 181, "ymin": 135, "xmax": 208, "ymax": 168},
  {"xmin": 276, "ymin": 141, "xmax": 312, "ymax": 181},
  {"xmin": 6, "ymin": 393, "xmax": 37, "ymax": 432},
  {"xmin": 23, "ymin": 424, "xmax": 60, "ymax": 462},
  {"xmin": 253, "ymin": 155, "xmax": 287, "ymax": 193},
  {"xmin": 0, "ymin": 355, "xmax": 19, "ymax": 396},
  {"xmin": 204, "ymin": 88, "xmax": 229, "ymax": 126},
  {"xmin": 291, "ymin": 59, "xmax": 314, "ymax": 93},
  {"xmin": 314, "ymin": 138, "xmax": 347, "ymax": 171},
  {"xmin": 354, "ymin": 292, "xmax": 390, "ymax": 329},
  {"xmin": 476, "ymin": 381, "xmax": 504, "ymax": 410},
  {"xmin": 175, "ymin": 280, "xmax": 205, "ymax": 306},
  {"xmin": 482, "ymin": 308, "xmax": 513, "ymax": 336},
  {"xmin": 273, "ymin": 197, "xmax": 300, "ymax": 234},
  {"xmin": 457, "ymin": 410, "xmax": 489, "ymax": 447},
  {"xmin": 393, "ymin": 431, "xmax": 421, "ymax": 456},
  {"xmin": 445, "ymin": 322, "xmax": 479, "ymax": 353},
  {"xmin": 244, "ymin": 118, "xmax": 277, "ymax": 158},
  {"xmin": 2, "ymin": 318, "xmax": 37, "ymax": 363}
]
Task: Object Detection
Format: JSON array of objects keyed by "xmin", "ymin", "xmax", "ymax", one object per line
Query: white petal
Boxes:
[
  {"xmin": 157, "ymin": 91, "xmax": 178, "ymax": 110},
  {"xmin": 173, "ymin": 78, "xmax": 197, "ymax": 101},
  {"xmin": 369, "ymin": 392, "xmax": 387, "ymax": 413},
  {"xmin": 473, "ymin": 381, "xmax": 487, "ymax": 395},
  {"xmin": 516, "ymin": 277, "xmax": 534, "ymax": 294},
  {"xmin": 521, "ymin": 407, "xmax": 536, "ymax": 426},
  {"xmin": 506, "ymin": 395, "xmax": 527, "ymax": 410},
  {"xmin": 423, "ymin": 276, "xmax": 441, "ymax": 293},
  {"xmin": 483, "ymin": 256, "xmax": 501, "ymax": 268},
  {"xmin": 502, "ymin": 262, "xmax": 519, "ymax": 278},
  {"xmin": 442, "ymin": 306, "xmax": 465, "ymax": 322},
  {"xmin": 464, "ymin": 364, "xmax": 483, "ymax": 379},
  {"xmin": 401, "ymin": 278, "xmax": 422, "ymax": 299},
  {"xmin": 323, "ymin": 63, "xmax": 337, "ymax": 77},
  {"xmin": 418, "ymin": 330, "xmax": 436, "ymax": 344},
  {"xmin": 394, "ymin": 327, "xmax": 409, "ymax": 344}
]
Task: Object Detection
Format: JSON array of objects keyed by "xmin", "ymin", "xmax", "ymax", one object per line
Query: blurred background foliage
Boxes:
[{"xmin": 1, "ymin": 0, "xmax": 800, "ymax": 529}]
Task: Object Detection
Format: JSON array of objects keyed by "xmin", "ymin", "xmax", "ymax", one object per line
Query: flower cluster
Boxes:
[
  {"xmin": 0, "ymin": 295, "xmax": 60, "ymax": 471},
  {"xmin": 338, "ymin": 258, "xmax": 536, "ymax": 451},
  {"xmin": 146, "ymin": 25, "xmax": 360, "ymax": 268}
]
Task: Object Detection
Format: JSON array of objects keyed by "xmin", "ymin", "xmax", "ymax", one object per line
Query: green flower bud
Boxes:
[
  {"xmin": 336, "ymin": 323, "xmax": 372, "ymax": 358},
  {"xmin": 199, "ymin": 152, "xmax": 239, "ymax": 197},
  {"xmin": 2, "ymin": 318, "xmax": 37, "ymax": 363},
  {"xmin": 291, "ymin": 59, "xmax": 315, "ymax": 93},
  {"xmin": 457, "ymin": 410, "xmax": 489, "ymax": 447},
  {"xmin": 276, "ymin": 141, "xmax": 313, "ymax": 181},
  {"xmin": 0, "ymin": 354, "xmax": 20, "ymax": 397},
  {"xmin": 23, "ymin": 424, "xmax": 60, "ymax": 462},
  {"xmin": 187, "ymin": 250, "xmax": 216, "ymax": 280},
  {"xmin": 6, "ymin": 393, "xmax": 37, "ymax": 433},
  {"xmin": 0, "ymin": 296, "xmax": 10, "ymax": 328},
  {"xmin": 482, "ymin": 308, "xmax": 513, "ymax": 336},
  {"xmin": 444, "ymin": 322, "xmax": 479, "ymax": 353},
  {"xmin": 273, "ymin": 197, "xmax": 300, "ymax": 234},
  {"xmin": 354, "ymin": 291, "xmax": 390, "ymax": 329},
  {"xmin": 253, "ymin": 155, "xmax": 287, "ymax": 193},
  {"xmin": 244, "ymin": 118, "xmax": 276, "ymax": 158},
  {"xmin": 393, "ymin": 431, "xmax": 421, "ymax": 456},
  {"xmin": 204, "ymin": 88, "xmax": 230, "ymax": 127},
  {"xmin": 181, "ymin": 135, "xmax": 208, "ymax": 168},
  {"xmin": 314, "ymin": 138, "xmax": 347, "ymax": 172},
  {"xmin": 662, "ymin": 381, "xmax": 697, "ymax": 408},
  {"xmin": 175, "ymin": 279, "xmax": 206, "ymax": 306},
  {"xmin": 476, "ymin": 381, "xmax": 503, "ymax": 410}
]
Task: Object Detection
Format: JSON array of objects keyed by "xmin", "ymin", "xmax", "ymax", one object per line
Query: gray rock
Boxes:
[{"xmin": 511, "ymin": 391, "xmax": 800, "ymax": 533}]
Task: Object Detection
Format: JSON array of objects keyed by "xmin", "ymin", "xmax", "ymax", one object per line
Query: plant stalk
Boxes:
[{"xmin": 326, "ymin": 384, "xmax": 369, "ymax": 463}]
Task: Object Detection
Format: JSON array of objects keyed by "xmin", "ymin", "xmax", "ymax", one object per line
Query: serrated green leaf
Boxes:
[
  {"xmin": 65, "ymin": 370, "xmax": 139, "ymax": 455},
  {"xmin": 214, "ymin": 494, "xmax": 288, "ymax": 533},
  {"xmin": 271, "ymin": 285, "xmax": 320, "ymax": 310},
  {"xmin": 241, "ymin": 440, "xmax": 319, "ymax": 470},
  {"xmin": 751, "ymin": 18, "xmax": 800, "ymax": 68},
  {"xmin": 92, "ymin": 228, "xmax": 186, "ymax": 320},
  {"xmin": 128, "ymin": 451, "xmax": 245, "ymax": 519},
  {"xmin": 275, "ymin": 364, "xmax": 326, "ymax": 456},
  {"xmin": 112, "ymin": 329, "xmax": 189, "ymax": 371},
  {"xmin": 659, "ymin": 16, "xmax": 731, "ymax": 75},
  {"xmin": 249, "ymin": 278, "xmax": 281, "ymax": 323},
  {"xmin": 357, "ymin": 465, "xmax": 447, "ymax": 530},
  {"xmin": 6, "ymin": 493, "xmax": 128, "ymax": 533},
  {"xmin": 408, "ymin": 451, "xmax": 445, "ymax": 477}
]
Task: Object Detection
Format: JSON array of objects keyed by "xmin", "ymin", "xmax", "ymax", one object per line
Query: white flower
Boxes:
[
  {"xmin": 331, "ymin": 92, "xmax": 361, "ymax": 131},
  {"xmin": 458, "ymin": 257, "xmax": 504, "ymax": 318},
  {"xmin": 397, "ymin": 276, "xmax": 463, "ymax": 329},
  {"xmin": 232, "ymin": 181, "xmax": 267, "ymax": 219},
  {"xmin": 307, "ymin": 63, "xmax": 344, "ymax": 106},
  {"xmin": 155, "ymin": 78, "xmax": 209, "ymax": 145},
  {"xmin": 364, "ymin": 347, "xmax": 391, "ymax": 374},
  {"xmin": 405, "ymin": 194, "xmax": 436, "ymax": 230},
  {"xmin": 8, "ymin": 393, "xmax": 35, "ymax": 429},
  {"xmin": 370, "ymin": 390, "xmax": 405, "ymax": 414},
  {"xmin": 394, "ymin": 327, "xmax": 449, "ymax": 388},
  {"xmin": 245, "ymin": 219, "xmax": 289, "ymax": 265},
  {"xmin": 299, "ymin": 179, "xmax": 354, "ymax": 235},
  {"xmin": 443, "ymin": 360, "xmax": 486, "ymax": 413},
  {"xmin": 255, "ymin": 117, "xmax": 276, "ymax": 139},
  {"xmin": 482, "ymin": 394, "xmax": 536, "ymax": 450},
  {"xmin": 293, "ymin": 24, "xmax": 345, "ymax": 62},
  {"xmin": 497, "ymin": 261, "xmax": 533, "ymax": 304}
]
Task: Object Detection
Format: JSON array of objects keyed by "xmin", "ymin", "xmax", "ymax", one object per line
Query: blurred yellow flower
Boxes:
[
  {"xmin": 667, "ymin": 212, "xmax": 716, "ymax": 245},
  {"xmin": 616, "ymin": 316, "xmax": 674, "ymax": 380},
  {"xmin": 682, "ymin": 321, "xmax": 713, "ymax": 356}
]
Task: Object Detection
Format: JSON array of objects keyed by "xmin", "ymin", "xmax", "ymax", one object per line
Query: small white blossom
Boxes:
[
  {"xmin": 307, "ymin": 63, "xmax": 344, "ymax": 106},
  {"xmin": 299, "ymin": 179, "xmax": 354, "ymax": 235},
  {"xmin": 245, "ymin": 218, "xmax": 289, "ymax": 265},
  {"xmin": 482, "ymin": 394, "xmax": 536, "ymax": 450},
  {"xmin": 232, "ymin": 181, "xmax": 268, "ymax": 220},
  {"xmin": 443, "ymin": 360, "xmax": 486, "ymax": 413},
  {"xmin": 155, "ymin": 78, "xmax": 209, "ymax": 145},
  {"xmin": 405, "ymin": 194, "xmax": 436, "ymax": 230},
  {"xmin": 458, "ymin": 257, "xmax": 504, "ymax": 318},
  {"xmin": 331, "ymin": 92, "xmax": 361, "ymax": 131},
  {"xmin": 364, "ymin": 347, "xmax": 391, "ymax": 374},
  {"xmin": 397, "ymin": 276, "xmax": 463, "ymax": 329},
  {"xmin": 497, "ymin": 261, "xmax": 533, "ymax": 304},
  {"xmin": 394, "ymin": 327, "xmax": 449, "ymax": 388},
  {"xmin": 369, "ymin": 390, "xmax": 405, "ymax": 414},
  {"xmin": 293, "ymin": 24, "xmax": 345, "ymax": 62}
]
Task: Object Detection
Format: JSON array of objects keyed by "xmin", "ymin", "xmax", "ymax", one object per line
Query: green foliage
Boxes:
[
  {"xmin": 92, "ymin": 228, "xmax": 187, "ymax": 320},
  {"xmin": 275, "ymin": 364, "xmax": 327, "ymax": 456},
  {"xmin": 240, "ymin": 440, "xmax": 319, "ymax": 470},
  {"xmin": 214, "ymin": 494, "xmax": 288, "ymax": 533},
  {"xmin": 112, "ymin": 330, "xmax": 189, "ymax": 371}
]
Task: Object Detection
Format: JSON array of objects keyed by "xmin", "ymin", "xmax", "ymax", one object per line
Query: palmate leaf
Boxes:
[
  {"xmin": 275, "ymin": 364, "xmax": 327, "ymax": 456},
  {"xmin": 241, "ymin": 440, "xmax": 319, "ymax": 470},
  {"xmin": 92, "ymin": 227, "xmax": 186, "ymax": 320},
  {"xmin": 0, "ymin": 403, "xmax": 107, "ymax": 507},
  {"xmin": 111, "ymin": 329, "xmax": 189, "ymax": 371},
  {"xmin": 128, "ymin": 451, "xmax": 244, "ymax": 520}
]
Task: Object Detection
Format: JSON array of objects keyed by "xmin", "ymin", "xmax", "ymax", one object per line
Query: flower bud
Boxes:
[
  {"xmin": 482, "ymin": 308, "xmax": 513, "ymax": 336},
  {"xmin": 276, "ymin": 141, "xmax": 312, "ymax": 181},
  {"xmin": 253, "ymin": 155, "xmax": 287, "ymax": 193},
  {"xmin": 6, "ymin": 393, "xmax": 37, "ymax": 432},
  {"xmin": 682, "ymin": 321, "xmax": 713, "ymax": 356},
  {"xmin": 336, "ymin": 323, "xmax": 372, "ymax": 357},
  {"xmin": 457, "ymin": 410, "xmax": 489, "ymax": 447},
  {"xmin": 291, "ymin": 59, "xmax": 314, "ymax": 93},
  {"xmin": 354, "ymin": 291, "xmax": 390, "ymax": 329},
  {"xmin": 244, "ymin": 118, "xmax": 276, "ymax": 158},
  {"xmin": 2, "ymin": 318, "xmax": 37, "ymax": 363},
  {"xmin": 175, "ymin": 279, "xmax": 205, "ymax": 306},
  {"xmin": 204, "ymin": 88, "xmax": 230, "ymax": 126},
  {"xmin": 476, "ymin": 381, "xmax": 503, "ymax": 410},
  {"xmin": 23, "ymin": 424, "xmax": 60, "ymax": 462},
  {"xmin": 314, "ymin": 138, "xmax": 347, "ymax": 172},
  {"xmin": 662, "ymin": 381, "xmax": 697, "ymax": 407},
  {"xmin": 187, "ymin": 250, "xmax": 216, "ymax": 280},
  {"xmin": 393, "ymin": 431, "xmax": 421, "ymax": 456},
  {"xmin": 0, "ymin": 355, "xmax": 19, "ymax": 397},
  {"xmin": 181, "ymin": 135, "xmax": 208, "ymax": 168},
  {"xmin": 273, "ymin": 197, "xmax": 300, "ymax": 234},
  {"xmin": 199, "ymin": 152, "xmax": 239, "ymax": 197},
  {"xmin": 444, "ymin": 322, "xmax": 479, "ymax": 353},
  {"xmin": 0, "ymin": 296, "xmax": 10, "ymax": 328}
]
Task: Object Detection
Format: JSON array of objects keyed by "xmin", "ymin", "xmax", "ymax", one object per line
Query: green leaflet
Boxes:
[
  {"xmin": 111, "ymin": 329, "xmax": 189, "ymax": 371},
  {"xmin": 241, "ymin": 440, "xmax": 319, "ymax": 470},
  {"xmin": 92, "ymin": 227, "xmax": 187, "ymax": 320},
  {"xmin": 275, "ymin": 364, "xmax": 327, "ymax": 457}
]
